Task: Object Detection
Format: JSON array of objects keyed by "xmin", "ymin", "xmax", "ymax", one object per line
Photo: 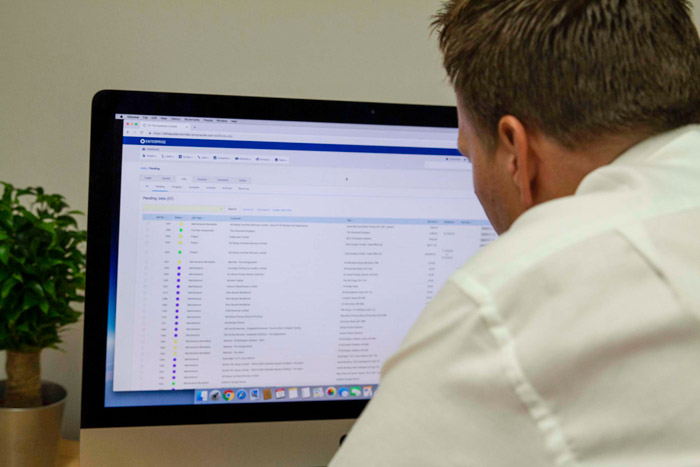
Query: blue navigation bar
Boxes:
[
  {"xmin": 123, "ymin": 136, "xmax": 461, "ymax": 156},
  {"xmin": 142, "ymin": 214, "xmax": 490, "ymax": 226}
]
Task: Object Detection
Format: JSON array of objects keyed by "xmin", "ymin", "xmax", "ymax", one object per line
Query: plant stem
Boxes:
[{"xmin": 4, "ymin": 350, "xmax": 42, "ymax": 408}]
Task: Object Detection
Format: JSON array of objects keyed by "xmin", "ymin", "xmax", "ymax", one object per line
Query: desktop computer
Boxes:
[{"xmin": 81, "ymin": 90, "xmax": 495, "ymax": 465}]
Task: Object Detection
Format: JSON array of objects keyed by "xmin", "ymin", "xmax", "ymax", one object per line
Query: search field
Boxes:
[
  {"xmin": 142, "ymin": 205, "xmax": 225, "ymax": 212},
  {"xmin": 424, "ymin": 161, "xmax": 470, "ymax": 170}
]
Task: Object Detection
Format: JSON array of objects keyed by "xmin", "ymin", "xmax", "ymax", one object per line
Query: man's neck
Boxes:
[{"xmin": 533, "ymin": 131, "xmax": 651, "ymax": 203}]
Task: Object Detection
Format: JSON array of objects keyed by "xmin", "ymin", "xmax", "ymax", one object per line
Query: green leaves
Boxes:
[
  {"xmin": 0, "ymin": 182, "xmax": 86, "ymax": 352},
  {"xmin": 42, "ymin": 281, "xmax": 55, "ymax": 299},
  {"xmin": 21, "ymin": 293, "xmax": 41, "ymax": 312},
  {"xmin": 0, "ymin": 245, "xmax": 9, "ymax": 265},
  {"xmin": 1, "ymin": 276, "xmax": 19, "ymax": 300}
]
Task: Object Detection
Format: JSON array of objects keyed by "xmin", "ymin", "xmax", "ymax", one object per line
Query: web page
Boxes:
[{"xmin": 109, "ymin": 114, "xmax": 496, "ymax": 404}]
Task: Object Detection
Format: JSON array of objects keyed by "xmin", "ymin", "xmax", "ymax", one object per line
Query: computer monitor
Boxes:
[{"xmin": 81, "ymin": 90, "xmax": 495, "ymax": 465}]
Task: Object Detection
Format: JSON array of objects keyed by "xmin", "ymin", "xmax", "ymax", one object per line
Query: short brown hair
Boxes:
[{"xmin": 433, "ymin": 0, "xmax": 700, "ymax": 149}]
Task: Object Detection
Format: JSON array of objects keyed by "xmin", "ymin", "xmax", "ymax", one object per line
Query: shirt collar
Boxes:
[
  {"xmin": 508, "ymin": 124, "xmax": 700, "ymax": 233},
  {"xmin": 601, "ymin": 124, "xmax": 700, "ymax": 169},
  {"xmin": 574, "ymin": 124, "xmax": 700, "ymax": 196}
]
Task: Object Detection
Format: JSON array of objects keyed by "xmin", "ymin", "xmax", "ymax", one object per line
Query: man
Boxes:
[{"xmin": 331, "ymin": 1, "xmax": 700, "ymax": 465}]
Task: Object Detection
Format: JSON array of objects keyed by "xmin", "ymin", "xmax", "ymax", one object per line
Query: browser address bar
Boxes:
[
  {"xmin": 146, "ymin": 130, "xmax": 458, "ymax": 148},
  {"xmin": 140, "ymin": 122, "xmax": 191, "ymax": 130}
]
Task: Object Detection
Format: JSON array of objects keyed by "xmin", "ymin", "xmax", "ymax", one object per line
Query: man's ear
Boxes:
[{"xmin": 496, "ymin": 116, "xmax": 537, "ymax": 208}]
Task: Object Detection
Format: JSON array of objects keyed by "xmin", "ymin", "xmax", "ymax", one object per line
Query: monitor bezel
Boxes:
[{"xmin": 82, "ymin": 89, "xmax": 458, "ymax": 429}]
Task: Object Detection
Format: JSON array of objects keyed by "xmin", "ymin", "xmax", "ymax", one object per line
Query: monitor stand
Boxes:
[{"xmin": 81, "ymin": 418, "xmax": 354, "ymax": 466}]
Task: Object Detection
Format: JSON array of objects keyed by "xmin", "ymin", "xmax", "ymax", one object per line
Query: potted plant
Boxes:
[{"xmin": 0, "ymin": 182, "xmax": 86, "ymax": 466}]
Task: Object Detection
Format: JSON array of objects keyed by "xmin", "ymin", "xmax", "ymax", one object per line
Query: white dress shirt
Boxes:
[{"xmin": 330, "ymin": 125, "xmax": 700, "ymax": 466}]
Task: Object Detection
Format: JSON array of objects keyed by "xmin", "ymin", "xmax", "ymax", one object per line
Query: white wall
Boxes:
[
  {"xmin": 2, "ymin": 0, "xmax": 699, "ymax": 441},
  {"xmin": 0, "ymin": 0, "xmax": 450, "ymax": 440}
]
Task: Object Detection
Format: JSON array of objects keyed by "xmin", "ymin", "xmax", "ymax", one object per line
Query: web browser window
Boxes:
[{"xmin": 105, "ymin": 114, "xmax": 495, "ymax": 407}]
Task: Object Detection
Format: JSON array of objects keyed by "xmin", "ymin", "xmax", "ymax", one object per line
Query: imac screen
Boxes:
[{"xmin": 102, "ymin": 107, "xmax": 495, "ymax": 409}]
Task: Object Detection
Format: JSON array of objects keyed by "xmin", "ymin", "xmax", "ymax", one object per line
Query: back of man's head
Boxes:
[{"xmin": 433, "ymin": 0, "xmax": 700, "ymax": 150}]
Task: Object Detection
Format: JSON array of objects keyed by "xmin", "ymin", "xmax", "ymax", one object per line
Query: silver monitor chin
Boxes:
[{"xmin": 81, "ymin": 419, "xmax": 353, "ymax": 466}]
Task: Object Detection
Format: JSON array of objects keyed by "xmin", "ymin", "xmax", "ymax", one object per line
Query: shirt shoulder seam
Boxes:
[{"xmin": 451, "ymin": 273, "xmax": 579, "ymax": 467}]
